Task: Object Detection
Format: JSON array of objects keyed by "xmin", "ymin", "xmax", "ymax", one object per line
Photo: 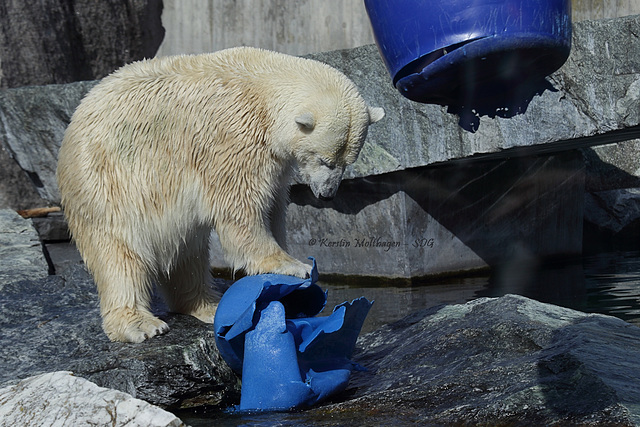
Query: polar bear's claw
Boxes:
[
  {"xmin": 103, "ymin": 309, "xmax": 169, "ymax": 343},
  {"xmin": 124, "ymin": 318, "xmax": 169, "ymax": 343},
  {"xmin": 267, "ymin": 258, "xmax": 313, "ymax": 279}
]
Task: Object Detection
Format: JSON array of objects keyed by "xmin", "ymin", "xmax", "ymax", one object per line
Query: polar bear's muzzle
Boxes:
[{"xmin": 309, "ymin": 164, "xmax": 344, "ymax": 201}]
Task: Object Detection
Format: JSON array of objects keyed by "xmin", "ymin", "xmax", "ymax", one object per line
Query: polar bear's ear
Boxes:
[
  {"xmin": 295, "ymin": 112, "xmax": 315, "ymax": 131},
  {"xmin": 368, "ymin": 106, "xmax": 385, "ymax": 124}
]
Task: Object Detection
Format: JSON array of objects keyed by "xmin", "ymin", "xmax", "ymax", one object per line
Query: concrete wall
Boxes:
[
  {"xmin": 572, "ymin": 0, "xmax": 640, "ymax": 21},
  {"xmin": 157, "ymin": 0, "xmax": 640, "ymax": 57},
  {"xmin": 156, "ymin": 0, "xmax": 374, "ymax": 56}
]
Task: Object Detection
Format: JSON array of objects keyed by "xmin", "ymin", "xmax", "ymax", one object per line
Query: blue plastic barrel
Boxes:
[{"xmin": 364, "ymin": 0, "xmax": 572, "ymax": 105}]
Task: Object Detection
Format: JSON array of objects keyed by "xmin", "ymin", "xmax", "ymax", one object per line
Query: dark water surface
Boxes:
[
  {"xmin": 322, "ymin": 250, "xmax": 640, "ymax": 334},
  {"xmin": 180, "ymin": 250, "xmax": 640, "ymax": 425}
]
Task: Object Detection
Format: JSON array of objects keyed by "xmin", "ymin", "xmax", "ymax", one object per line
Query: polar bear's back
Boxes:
[
  {"xmin": 62, "ymin": 47, "xmax": 361, "ymax": 156},
  {"xmin": 99, "ymin": 47, "xmax": 356, "ymax": 97}
]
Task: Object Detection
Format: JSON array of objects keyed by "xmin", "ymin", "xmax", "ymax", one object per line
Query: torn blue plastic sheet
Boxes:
[{"xmin": 213, "ymin": 258, "xmax": 373, "ymax": 411}]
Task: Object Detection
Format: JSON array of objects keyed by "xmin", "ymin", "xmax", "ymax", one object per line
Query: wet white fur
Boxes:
[{"xmin": 56, "ymin": 47, "xmax": 384, "ymax": 343}]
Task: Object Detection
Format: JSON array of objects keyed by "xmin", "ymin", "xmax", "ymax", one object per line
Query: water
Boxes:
[
  {"xmin": 179, "ymin": 250, "xmax": 640, "ymax": 425},
  {"xmin": 320, "ymin": 250, "xmax": 640, "ymax": 335},
  {"xmin": 582, "ymin": 251, "xmax": 640, "ymax": 325}
]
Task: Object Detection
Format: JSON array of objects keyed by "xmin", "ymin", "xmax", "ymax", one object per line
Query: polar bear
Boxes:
[{"xmin": 56, "ymin": 47, "xmax": 384, "ymax": 343}]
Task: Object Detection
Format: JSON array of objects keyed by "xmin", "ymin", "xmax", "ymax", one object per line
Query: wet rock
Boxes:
[
  {"xmin": 312, "ymin": 295, "xmax": 640, "ymax": 425},
  {"xmin": 3, "ymin": 205, "xmax": 640, "ymax": 425},
  {"xmin": 0, "ymin": 371, "xmax": 185, "ymax": 427},
  {"xmin": 584, "ymin": 188, "xmax": 640, "ymax": 252},
  {"xmin": 0, "ymin": 0, "xmax": 164, "ymax": 89}
]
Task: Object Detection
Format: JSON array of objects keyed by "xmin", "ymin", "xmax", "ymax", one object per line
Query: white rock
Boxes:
[{"xmin": 0, "ymin": 371, "xmax": 185, "ymax": 427}]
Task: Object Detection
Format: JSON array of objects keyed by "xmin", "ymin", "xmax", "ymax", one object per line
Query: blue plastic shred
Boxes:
[{"xmin": 213, "ymin": 258, "xmax": 373, "ymax": 411}]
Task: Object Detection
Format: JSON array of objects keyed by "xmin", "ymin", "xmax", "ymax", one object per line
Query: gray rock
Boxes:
[
  {"xmin": 0, "ymin": 263, "xmax": 240, "ymax": 410},
  {"xmin": 585, "ymin": 189, "xmax": 640, "ymax": 234},
  {"xmin": 31, "ymin": 211, "xmax": 70, "ymax": 242},
  {"xmin": 304, "ymin": 295, "xmax": 640, "ymax": 425},
  {"xmin": 0, "ymin": 81, "xmax": 99, "ymax": 203},
  {"xmin": 1, "ymin": 16, "xmax": 639, "ymax": 277},
  {"xmin": 583, "ymin": 188, "xmax": 640, "ymax": 253},
  {"xmin": 307, "ymin": 15, "xmax": 640, "ymax": 179},
  {"xmin": 0, "ymin": 144, "xmax": 45, "ymax": 210},
  {"xmin": 0, "ymin": 209, "xmax": 50, "ymax": 285},
  {"xmin": 583, "ymin": 140, "xmax": 640, "ymax": 193},
  {"xmin": 0, "ymin": 0, "xmax": 164, "ymax": 88},
  {"xmin": 2, "ymin": 206, "xmax": 640, "ymax": 425},
  {"xmin": 2, "ymin": 16, "xmax": 639, "ymax": 206},
  {"xmin": 0, "ymin": 372, "xmax": 185, "ymax": 427},
  {"xmin": 0, "ymin": 209, "xmax": 240, "ymax": 410},
  {"xmin": 580, "ymin": 139, "xmax": 640, "ymax": 251}
]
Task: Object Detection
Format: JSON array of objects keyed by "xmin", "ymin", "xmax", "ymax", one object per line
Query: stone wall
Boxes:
[
  {"xmin": 157, "ymin": 0, "xmax": 373, "ymax": 57},
  {"xmin": 282, "ymin": 15, "xmax": 640, "ymax": 276}
]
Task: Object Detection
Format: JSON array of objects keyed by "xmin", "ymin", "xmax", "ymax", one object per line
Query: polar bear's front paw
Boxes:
[
  {"xmin": 257, "ymin": 255, "xmax": 312, "ymax": 278},
  {"xmin": 103, "ymin": 308, "xmax": 169, "ymax": 343},
  {"xmin": 278, "ymin": 260, "xmax": 313, "ymax": 279}
]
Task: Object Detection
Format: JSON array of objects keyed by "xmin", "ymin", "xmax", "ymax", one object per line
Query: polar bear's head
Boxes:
[{"xmin": 291, "ymin": 94, "xmax": 384, "ymax": 201}]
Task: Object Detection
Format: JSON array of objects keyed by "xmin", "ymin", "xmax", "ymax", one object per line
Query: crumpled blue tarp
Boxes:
[{"xmin": 214, "ymin": 258, "xmax": 373, "ymax": 411}]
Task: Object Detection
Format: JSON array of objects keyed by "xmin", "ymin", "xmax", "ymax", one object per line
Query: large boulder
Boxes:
[
  {"xmin": 308, "ymin": 15, "xmax": 640, "ymax": 177},
  {"xmin": 2, "ymin": 16, "xmax": 639, "ymax": 206},
  {"xmin": 0, "ymin": 372, "xmax": 185, "ymax": 427},
  {"xmin": 284, "ymin": 150, "xmax": 585, "ymax": 277},
  {"xmin": 1, "ymin": 16, "xmax": 639, "ymax": 276},
  {"xmin": 310, "ymin": 295, "xmax": 640, "ymax": 425}
]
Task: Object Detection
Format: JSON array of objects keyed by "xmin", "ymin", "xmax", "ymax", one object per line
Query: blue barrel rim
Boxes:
[{"xmin": 395, "ymin": 32, "xmax": 571, "ymax": 105}]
